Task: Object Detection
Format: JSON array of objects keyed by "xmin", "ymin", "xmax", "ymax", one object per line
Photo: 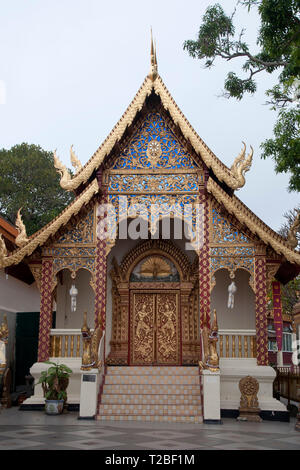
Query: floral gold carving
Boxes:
[
  {"xmin": 131, "ymin": 291, "xmax": 179, "ymax": 365},
  {"xmin": 0, "ymin": 179, "xmax": 99, "ymax": 268},
  {"xmin": 237, "ymin": 375, "xmax": 262, "ymax": 422},
  {"xmin": 132, "ymin": 293, "xmax": 155, "ymax": 364},
  {"xmin": 207, "ymin": 177, "xmax": 300, "ymax": 265},
  {"xmin": 140, "ymin": 256, "xmax": 171, "ymax": 278}
]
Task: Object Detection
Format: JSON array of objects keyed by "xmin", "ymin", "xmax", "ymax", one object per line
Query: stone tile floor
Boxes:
[{"xmin": 0, "ymin": 407, "xmax": 299, "ymax": 450}]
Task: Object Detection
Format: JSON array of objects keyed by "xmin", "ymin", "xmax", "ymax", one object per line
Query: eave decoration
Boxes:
[{"xmin": 15, "ymin": 209, "xmax": 29, "ymax": 248}]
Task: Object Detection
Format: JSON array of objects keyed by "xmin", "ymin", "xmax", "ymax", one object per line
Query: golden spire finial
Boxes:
[{"xmin": 149, "ymin": 28, "xmax": 158, "ymax": 81}]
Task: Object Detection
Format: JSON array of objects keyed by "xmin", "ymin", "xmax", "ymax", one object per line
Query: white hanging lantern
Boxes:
[
  {"xmin": 69, "ymin": 284, "xmax": 78, "ymax": 312},
  {"xmin": 227, "ymin": 280, "xmax": 237, "ymax": 309}
]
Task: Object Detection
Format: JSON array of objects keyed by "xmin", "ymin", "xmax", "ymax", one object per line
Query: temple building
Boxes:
[{"xmin": 0, "ymin": 41, "xmax": 299, "ymax": 423}]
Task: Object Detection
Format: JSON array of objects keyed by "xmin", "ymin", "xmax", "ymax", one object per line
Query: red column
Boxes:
[
  {"xmin": 38, "ymin": 258, "xmax": 53, "ymax": 362},
  {"xmin": 272, "ymin": 281, "xmax": 283, "ymax": 351},
  {"xmin": 255, "ymin": 254, "xmax": 268, "ymax": 365},
  {"xmin": 198, "ymin": 187, "xmax": 210, "ymax": 330},
  {"xmin": 94, "ymin": 194, "xmax": 108, "ymax": 330}
]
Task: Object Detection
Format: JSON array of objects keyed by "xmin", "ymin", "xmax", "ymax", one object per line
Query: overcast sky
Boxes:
[{"xmin": 0, "ymin": 0, "xmax": 298, "ymax": 232}]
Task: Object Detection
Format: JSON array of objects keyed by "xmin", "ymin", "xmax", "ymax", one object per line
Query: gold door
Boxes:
[{"xmin": 130, "ymin": 291, "xmax": 180, "ymax": 365}]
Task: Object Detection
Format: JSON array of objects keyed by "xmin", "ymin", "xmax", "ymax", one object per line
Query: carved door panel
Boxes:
[
  {"xmin": 131, "ymin": 293, "xmax": 155, "ymax": 365},
  {"xmin": 156, "ymin": 292, "xmax": 180, "ymax": 365},
  {"xmin": 130, "ymin": 291, "xmax": 180, "ymax": 365}
]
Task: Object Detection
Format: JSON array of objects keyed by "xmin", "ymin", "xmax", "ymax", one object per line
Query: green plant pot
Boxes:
[{"xmin": 45, "ymin": 399, "xmax": 64, "ymax": 415}]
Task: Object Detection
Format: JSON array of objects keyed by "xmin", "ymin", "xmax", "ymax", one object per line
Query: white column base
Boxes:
[
  {"xmin": 220, "ymin": 358, "xmax": 287, "ymax": 412},
  {"xmin": 22, "ymin": 358, "xmax": 82, "ymax": 406},
  {"xmin": 277, "ymin": 350, "xmax": 283, "ymax": 367},
  {"xmin": 202, "ymin": 369, "xmax": 221, "ymax": 422},
  {"xmin": 79, "ymin": 369, "xmax": 101, "ymax": 418}
]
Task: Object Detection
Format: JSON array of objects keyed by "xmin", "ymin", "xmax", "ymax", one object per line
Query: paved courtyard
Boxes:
[{"xmin": 0, "ymin": 407, "xmax": 299, "ymax": 450}]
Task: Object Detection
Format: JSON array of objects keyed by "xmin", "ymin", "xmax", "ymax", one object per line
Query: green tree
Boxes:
[
  {"xmin": 0, "ymin": 143, "xmax": 73, "ymax": 236},
  {"xmin": 278, "ymin": 206, "xmax": 300, "ymax": 314},
  {"xmin": 183, "ymin": 0, "xmax": 300, "ymax": 191}
]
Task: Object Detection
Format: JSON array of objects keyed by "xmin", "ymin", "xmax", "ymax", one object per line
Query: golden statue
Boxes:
[
  {"xmin": 81, "ymin": 312, "xmax": 103, "ymax": 370},
  {"xmin": 0, "ymin": 315, "xmax": 8, "ymax": 343},
  {"xmin": 199, "ymin": 309, "xmax": 219, "ymax": 372}
]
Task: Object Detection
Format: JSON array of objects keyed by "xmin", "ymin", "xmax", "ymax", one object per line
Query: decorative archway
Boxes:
[{"xmin": 106, "ymin": 239, "xmax": 200, "ymax": 365}]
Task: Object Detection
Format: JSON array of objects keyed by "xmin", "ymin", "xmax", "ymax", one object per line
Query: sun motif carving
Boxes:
[
  {"xmin": 146, "ymin": 139, "xmax": 162, "ymax": 165},
  {"xmin": 140, "ymin": 256, "xmax": 171, "ymax": 278}
]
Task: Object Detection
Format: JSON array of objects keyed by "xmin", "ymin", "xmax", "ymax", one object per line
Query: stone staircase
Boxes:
[{"xmin": 96, "ymin": 366, "xmax": 203, "ymax": 423}]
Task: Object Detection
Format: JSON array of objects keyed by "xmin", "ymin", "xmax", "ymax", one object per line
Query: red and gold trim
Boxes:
[
  {"xmin": 199, "ymin": 187, "xmax": 210, "ymax": 329},
  {"xmin": 272, "ymin": 281, "xmax": 283, "ymax": 351},
  {"xmin": 94, "ymin": 194, "xmax": 108, "ymax": 329},
  {"xmin": 255, "ymin": 256, "xmax": 268, "ymax": 365},
  {"xmin": 38, "ymin": 259, "xmax": 53, "ymax": 362}
]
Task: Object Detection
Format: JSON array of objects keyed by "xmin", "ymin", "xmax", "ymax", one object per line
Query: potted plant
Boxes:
[{"xmin": 37, "ymin": 361, "xmax": 73, "ymax": 415}]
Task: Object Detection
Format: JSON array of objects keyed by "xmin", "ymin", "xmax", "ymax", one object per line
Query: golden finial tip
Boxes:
[{"xmin": 149, "ymin": 28, "xmax": 158, "ymax": 81}]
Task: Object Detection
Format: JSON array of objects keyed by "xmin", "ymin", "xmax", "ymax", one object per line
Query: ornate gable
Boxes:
[{"xmin": 111, "ymin": 112, "xmax": 198, "ymax": 171}]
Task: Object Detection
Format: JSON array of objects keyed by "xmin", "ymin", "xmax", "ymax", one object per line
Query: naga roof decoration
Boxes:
[
  {"xmin": 0, "ymin": 179, "xmax": 98, "ymax": 267},
  {"xmin": 207, "ymin": 178, "xmax": 300, "ymax": 265},
  {"xmin": 15, "ymin": 209, "xmax": 29, "ymax": 248}
]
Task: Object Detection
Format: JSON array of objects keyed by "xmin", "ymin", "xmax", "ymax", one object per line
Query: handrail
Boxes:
[
  {"xmin": 219, "ymin": 329, "xmax": 256, "ymax": 336},
  {"xmin": 50, "ymin": 328, "xmax": 94, "ymax": 335},
  {"xmin": 98, "ymin": 330, "xmax": 105, "ymax": 370}
]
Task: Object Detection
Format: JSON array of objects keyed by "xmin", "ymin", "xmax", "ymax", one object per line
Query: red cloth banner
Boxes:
[{"xmin": 272, "ymin": 281, "xmax": 283, "ymax": 351}]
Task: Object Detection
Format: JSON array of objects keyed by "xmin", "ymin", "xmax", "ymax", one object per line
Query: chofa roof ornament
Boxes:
[
  {"xmin": 53, "ymin": 149, "xmax": 72, "ymax": 188},
  {"xmin": 287, "ymin": 212, "xmax": 300, "ymax": 250},
  {"xmin": 0, "ymin": 234, "xmax": 7, "ymax": 262},
  {"xmin": 70, "ymin": 145, "xmax": 83, "ymax": 172},
  {"xmin": 15, "ymin": 208, "xmax": 29, "ymax": 248},
  {"xmin": 53, "ymin": 146, "xmax": 83, "ymax": 190},
  {"xmin": 230, "ymin": 142, "xmax": 254, "ymax": 190}
]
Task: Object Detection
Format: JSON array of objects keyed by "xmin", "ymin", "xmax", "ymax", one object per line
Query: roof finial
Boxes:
[{"xmin": 149, "ymin": 28, "xmax": 158, "ymax": 81}]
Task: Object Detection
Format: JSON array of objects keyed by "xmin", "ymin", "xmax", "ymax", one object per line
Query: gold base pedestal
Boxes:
[{"xmin": 237, "ymin": 408, "xmax": 262, "ymax": 422}]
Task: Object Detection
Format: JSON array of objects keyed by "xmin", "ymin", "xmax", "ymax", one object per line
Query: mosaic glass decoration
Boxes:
[{"xmin": 112, "ymin": 112, "xmax": 197, "ymax": 170}]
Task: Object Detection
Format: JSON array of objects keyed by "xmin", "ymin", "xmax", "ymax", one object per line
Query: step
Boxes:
[
  {"xmin": 106, "ymin": 366, "xmax": 199, "ymax": 376},
  {"xmin": 102, "ymin": 384, "xmax": 201, "ymax": 395},
  {"xmin": 104, "ymin": 375, "xmax": 200, "ymax": 385},
  {"xmin": 98, "ymin": 404, "xmax": 202, "ymax": 416},
  {"xmin": 100, "ymin": 394, "xmax": 201, "ymax": 405},
  {"xmin": 96, "ymin": 415, "xmax": 203, "ymax": 423}
]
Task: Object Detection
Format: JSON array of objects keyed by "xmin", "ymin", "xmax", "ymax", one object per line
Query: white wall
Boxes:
[
  {"xmin": 0, "ymin": 269, "xmax": 40, "ymax": 376},
  {"xmin": 210, "ymin": 269, "xmax": 255, "ymax": 330},
  {"xmin": 55, "ymin": 269, "xmax": 95, "ymax": 329},
  {"xmin": 0, "ymin": 269, "xmax": 40, "ymax": 313}
]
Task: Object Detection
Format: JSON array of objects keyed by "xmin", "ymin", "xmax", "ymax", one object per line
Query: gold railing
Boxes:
[
  {"xmin": 49, "ymin": 329, "xmax": 88, "ymax": 358},
  {"xmin": 218, "ymin": 330, "xmax": 257, "ymax": 358}
]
